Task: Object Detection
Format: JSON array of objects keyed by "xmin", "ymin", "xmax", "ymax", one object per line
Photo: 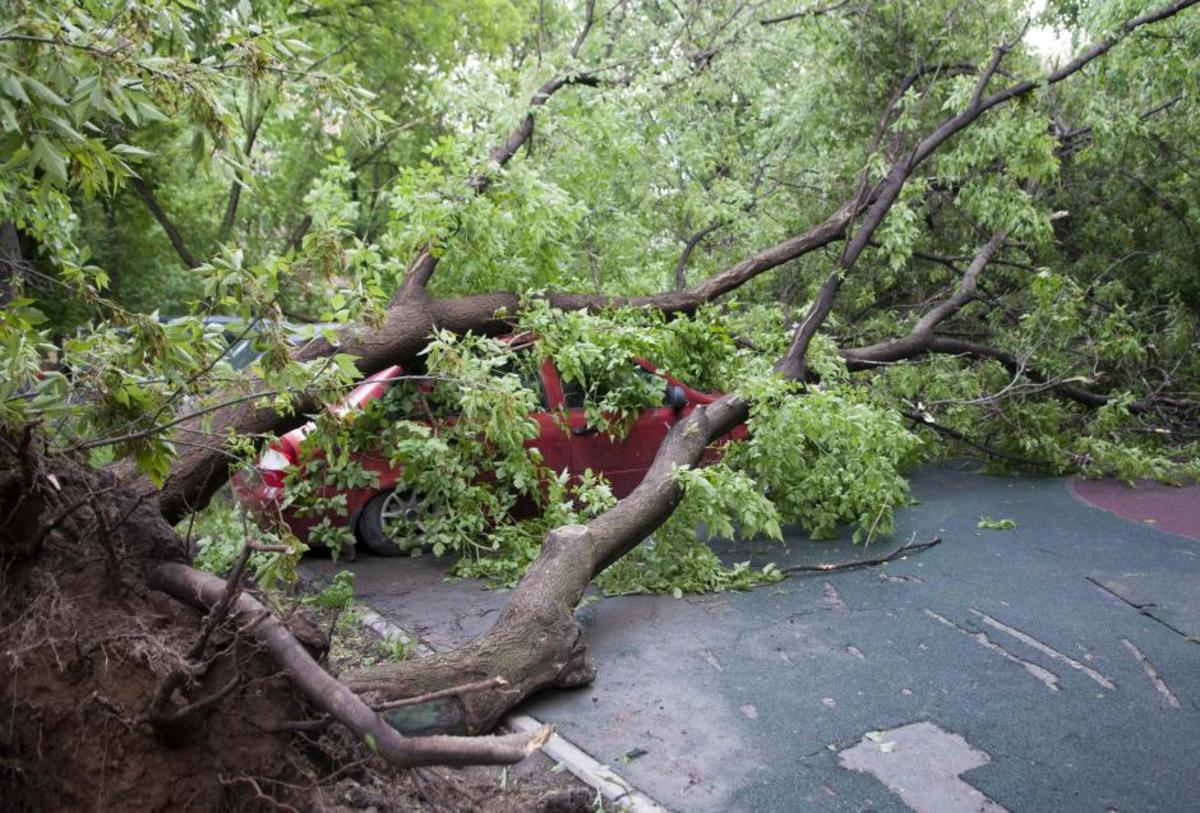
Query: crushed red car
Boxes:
[{"xmin": 233, "ymin": 341, "xmax": 745, "ymax": 556}]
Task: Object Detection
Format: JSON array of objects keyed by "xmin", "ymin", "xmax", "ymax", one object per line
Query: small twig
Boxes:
[
  {"xmin": 188, "ymin": 538, "xmax": 253, "ymax": 661},
  {"xmin": 165, "ymin": 672, "xmax": 242, "ymax": 723},
  {"xmin": 31, "ymin": 485, "xmax": 117, "ymax": 547},
  {"xmin": 761, "ymin": 0, "xmax": 850, "ymax": 26},
  {"xmin": 372, "ymin": 677, "xmax": 510, "ymax": 712},
  {"xmin": 266, "ymin": 717, "xmax": 331, "ymax": 733},
  {"xmin": 247, "ymin": 541, "xmax": 294, "ymax": 554},
  {"xmin": 901, "ymin": 408, "xmax": 1055, "ymax": 469},
  {"xmin": 779, "ymin": 534, "xmax": 941, "ymax": 575}
]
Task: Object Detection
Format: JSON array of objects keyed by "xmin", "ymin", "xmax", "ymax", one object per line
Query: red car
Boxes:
[{"xmin": 234, "ymin": 342, "xmax": 744, "ymax": 556}]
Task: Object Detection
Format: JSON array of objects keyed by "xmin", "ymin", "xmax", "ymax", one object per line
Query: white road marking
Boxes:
[
  {"xmin": 924, "ymin": 609, "xmax": 1059, "ymax": 691},
  {"xmin": 1121, "ymin": 639, "xmax": 1181, "ymax": 708},
  {"xmin": 968, "ymin": 609, "xmax": 1115, "ymax": 689}
]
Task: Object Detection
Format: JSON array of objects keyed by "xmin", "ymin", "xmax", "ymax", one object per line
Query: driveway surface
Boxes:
[{"xmin": 307, "ymin": 465, "xmax": 1200, "ymax": 812}]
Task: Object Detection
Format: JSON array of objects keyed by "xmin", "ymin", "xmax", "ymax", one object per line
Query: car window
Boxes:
[
  {"xmin": 562, "ymin": 377, "xmax": 587, "ymax": 410},
  {"xmin": 562, "ymin": 363, "xmax": 666, "ymax": 410},
  {"xmin": 498, "ymin": 351, "xmax": 549, "ymax": 410},
  {"xmin": 632, "ymin": 365, "xmax": 667, "ymax": 407}
]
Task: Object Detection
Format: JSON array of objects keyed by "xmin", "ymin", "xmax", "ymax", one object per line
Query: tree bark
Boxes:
[
  {"xmin": 150, "ymin": 562, "xmax": 552, "ymax": 764},
  {"xmin": 0, "ymin": 220, "xmax": 24, "ymax": 305}
]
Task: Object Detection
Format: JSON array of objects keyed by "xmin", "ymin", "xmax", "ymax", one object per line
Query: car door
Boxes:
[{"xmin": 554, "ymin": 362, "xmax": 686, "ymax": 498}]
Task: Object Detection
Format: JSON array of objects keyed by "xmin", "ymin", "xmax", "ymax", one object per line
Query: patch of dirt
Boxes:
[
  {"xmin": 0, "ymin": 439, "xmax": 593, "ymax": 812},
  {"xmin": 0, "ymin": 444, "xmax": 309, "ymax": 811}
]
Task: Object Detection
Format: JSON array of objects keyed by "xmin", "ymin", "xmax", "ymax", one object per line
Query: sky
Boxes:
[{"xmin": 1025, "ymin": 0, "xmax": 1074, "ymax": 61}]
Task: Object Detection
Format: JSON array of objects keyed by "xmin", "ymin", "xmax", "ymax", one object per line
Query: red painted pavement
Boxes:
[{"xmin": 1071, "ymin": 477, "xmax": 1200, "ymax": 541}]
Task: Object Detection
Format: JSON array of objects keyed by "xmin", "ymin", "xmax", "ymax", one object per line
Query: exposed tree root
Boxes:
[{"xmin": 150, "ymin": 562, "xmax": 552, "ymax": 764}]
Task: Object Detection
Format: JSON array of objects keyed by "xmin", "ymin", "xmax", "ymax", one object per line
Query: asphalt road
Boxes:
[{"xmin": 308, "ymin": 465, "xmax": 1200, "ymax": 812}]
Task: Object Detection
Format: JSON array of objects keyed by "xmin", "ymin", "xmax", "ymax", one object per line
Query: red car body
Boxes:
[{"xmin": 233, "ymin": 351, "xmax": 745, "ymax": 549}]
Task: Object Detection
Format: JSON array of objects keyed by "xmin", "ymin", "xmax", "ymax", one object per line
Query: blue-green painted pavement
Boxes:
[{"xmin": 308, "ymin": 465, "xmax": 1200, "ymax": 812}]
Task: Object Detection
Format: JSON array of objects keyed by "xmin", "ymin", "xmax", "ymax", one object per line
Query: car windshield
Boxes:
[
  {"xmin": 369, "ymin": 346, "xmax": 548, "ymax": 420},
  {"xmin": 562, "ymin": 362, "xmax": 666, "ymax": 410}
]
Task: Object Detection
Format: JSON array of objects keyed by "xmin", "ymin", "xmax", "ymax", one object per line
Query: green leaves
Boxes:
[
  {"xmin": 978, "ymin": 517, "xmax": 1017, "ymax": 530},
  {"xmin": 30, "ymin": 136, "xmax": 68, "ymax": 182},
  {"xmin": 727, "ymin": 386, "xmax": 920, "ymax": 544}
]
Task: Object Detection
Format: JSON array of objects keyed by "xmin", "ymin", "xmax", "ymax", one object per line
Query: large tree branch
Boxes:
[
  {"xmin": 911, "ymin": 0, "xmax": 1199, "ymax": 171},
  {"xmin": 921, "ymin": 336, "xmax": 1149, "ymax": 412},
  {"xmin": 394, "ymin": 72, "xmax": 609, "ymax": 299},
  {"xmin": 569, "ymin": 0, "xmax": 598, "ymax": 59},
  {"xmin": 834, "ymin": 230, "xmax": 1166, "ymax": 414},
  {"xmin": 674, "ymin": 220, "xmax": 726, "ymax": 290},
  {"xmin": 130, "ymin": 176, "xmax": 201, "ymax": 269},
  {"xmin": 845, "ymin": 327, "xmax": 1166, "ymax": 416},
  {"xmin": 841, "ymin": 229, "xmax": 1007, "ymax": 366}
]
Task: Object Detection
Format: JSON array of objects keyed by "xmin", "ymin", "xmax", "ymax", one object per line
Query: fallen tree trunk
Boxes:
[
  {"xmin": 340, "ymin": 394, "xmax": 751, "ymax": 732},
  {"xmin": 141, "ymin": 0, "xmax": 1197, "ymax": 750}
]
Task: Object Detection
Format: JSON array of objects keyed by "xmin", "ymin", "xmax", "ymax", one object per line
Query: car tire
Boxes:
[{"xmin": 356, "ymin": 489, "xmax": 428, "ymax": 556}]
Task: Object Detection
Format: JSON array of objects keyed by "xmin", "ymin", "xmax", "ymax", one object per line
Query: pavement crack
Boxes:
[
  {"xmin": 1121, "ymin": 639, "xmax": 1181, "ymax": 708},
  {"xmin": 924, "ymin": 609, "xmax": 1060, "ymax": 692},
  {"xmin": 1087, "ymin": 577, "xmax": 1153, "ymax": 609},
  {"xmin": 968, "ymin": 609, "xmax": 1115, "ymax": 690},
  {"xmin": 1087, "ymin": 577, "xmax": 1199, "ymax": 643}
]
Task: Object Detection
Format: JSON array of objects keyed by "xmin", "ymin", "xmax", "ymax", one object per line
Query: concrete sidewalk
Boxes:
[{"xmin": 307, "ymin": 465, "xmax": 1200, "ymax": 812}]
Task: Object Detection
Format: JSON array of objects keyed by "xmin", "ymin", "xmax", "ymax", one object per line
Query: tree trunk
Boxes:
[
  {"xmin": 0, "ymin": 221, "xmax": 24, "ymax": 305},
  {"xmin": 340, "ymin": 395, "xmax": 750, "ymax": 733}
]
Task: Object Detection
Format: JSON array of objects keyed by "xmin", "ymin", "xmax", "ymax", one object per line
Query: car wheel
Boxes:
[{"xmin": 356, "ymin": 489, "xmax": 427, "ymax": 556}]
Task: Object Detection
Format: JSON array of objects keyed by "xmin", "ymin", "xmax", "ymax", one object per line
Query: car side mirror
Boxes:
[{"xmin": 666, "ymin": 384, "xmax": 689, "ymax": 412}]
